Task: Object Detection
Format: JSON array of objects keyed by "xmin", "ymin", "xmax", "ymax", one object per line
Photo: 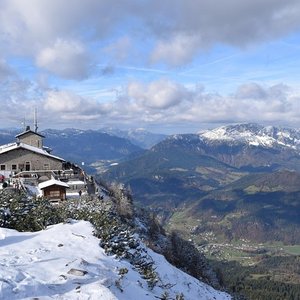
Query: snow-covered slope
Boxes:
[
  {"xmin": 0, "ymin": 220, "xmax": 231, "ymax": 300},
  {"xmin": 200, "ymin": 123, "xmax": 300, "ymax": 149}
]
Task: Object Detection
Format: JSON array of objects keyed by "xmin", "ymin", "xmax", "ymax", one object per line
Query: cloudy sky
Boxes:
[{"xmin": 1, "ymin": 0, "xmax": 300, "ymax": 133}]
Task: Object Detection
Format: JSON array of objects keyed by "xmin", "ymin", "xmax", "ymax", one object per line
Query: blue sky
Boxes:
[{"xmin": 1, "ymin": 0, "xmax": 300, "ymax": 133}]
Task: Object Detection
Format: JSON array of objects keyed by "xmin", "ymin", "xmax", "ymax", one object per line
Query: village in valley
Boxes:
[{"xmin": 0, "ymin": 121, "xmax": 102, "ymax": 204}]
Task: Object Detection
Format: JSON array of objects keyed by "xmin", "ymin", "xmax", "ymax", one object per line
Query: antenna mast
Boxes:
[
  {"xmin": 34, "ymin": 108, "xmax": 38, "ymax": 132},
  {"xmin": 21, "ymin": 117, "xmax": 26, "ymax": 131}
]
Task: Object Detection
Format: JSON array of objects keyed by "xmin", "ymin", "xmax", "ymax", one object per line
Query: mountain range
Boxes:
[
  {"xmin": 101, "ymin": 123, "xmax": 300, "ymax": 244},
  {"xmin": 200, "ymin": 123, "xmax": 300, "ymax": 149},
  {"xmin": 2, "ymin": 122, "xmax": 300, "ymax": 298},
  {"xmin": 0, "ymin": 128, "xmax": 155, "ymax": 172},
  {"xmin": 159, "ymin": 123, "xmax": 300, "ymax": 171},
  {"xmin": 2, "ymin": 123, "xmax": 300, "ymax": 245},
  {"xmin": 43, "ymin": 128, "xmax": 142, "ymax": 165},
  {"xmin": 102, "ymin": 123, "xmax": 300, "ymax": 197},
  {"xmin": 100, "ymin": 127, "xmax": 166, "ymax": 149}
]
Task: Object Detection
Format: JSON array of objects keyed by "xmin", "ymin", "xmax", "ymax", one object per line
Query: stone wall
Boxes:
[
  {"xmin": 18, "ymin": 132, "xmax": 43, "ymax": 148},
  {"xmin": 0, "ymin": 148, "xmax": 63, "ymax": 173}
]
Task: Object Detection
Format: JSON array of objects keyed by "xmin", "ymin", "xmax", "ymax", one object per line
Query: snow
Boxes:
[
  {"xmin": 24, "ymin": 184, "xmax": 41, "ymax": 196},
  {"xmin": 200, "ymin": 124, "xmax": 300, "ymax": 149},
  {"xmin": 0, "ymin": 142, "xmax": 16, "ymax": 152},
  {"xmin": 201, "ymin": 126, "xmax": 277, "ymax": 146},
  {"xmin": 66, "ymin": 191, "xmax": 87, "ymax": 198},
  {"xmin": 38, "ymin": 179, "xmax": 70, "ymax": 189},
  {"xmin": 0, "ymin": 142, "xmax": 65, "ymax": 161},
  {"xmin": 67, "ymin": 180, "xmax": 85, "ymax": 185},
  {"xmin": 0, "ymin": 221, "xmax": 231, "ymax": 300}
]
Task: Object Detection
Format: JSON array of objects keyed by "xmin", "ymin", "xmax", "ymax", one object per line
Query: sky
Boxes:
[{"xmin": 1, "ymin": 0, "xmax": 300, "ymax": 134}]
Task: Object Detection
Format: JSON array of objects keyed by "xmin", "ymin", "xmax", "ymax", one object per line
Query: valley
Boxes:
[
  {"xmin": 161, "ymin": 186, "xmax": 300, "ymax": 299},
  {"xmin": 100, "ymin": 123, "xmax": 300, "ymax": 299}
]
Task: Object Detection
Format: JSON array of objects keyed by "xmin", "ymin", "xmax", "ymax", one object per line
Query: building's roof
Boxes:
[
  {"xmin": 67, "ymin": 180, "xmax": 85, "ymax": 185},
  {"xmin": 15, "ymin": 129, "xmax": 45, "ymax": 139},
  {"xmin": 39, "ymin": 179, "xmax": 69, "ymax": 190},
  {"xmin": 0, "ymin": 142, "xmax": 65, "ymax": 161}
]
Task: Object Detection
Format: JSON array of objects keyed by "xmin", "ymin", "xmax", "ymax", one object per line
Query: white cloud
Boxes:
[
  {"xmin": 1, "ymin": 79, "xmax": 299, "ymax": 131},
  {"xmin": 43, "ymin": 90, "xmax": 108, "ymax": 121},
  {"xmin": 1, "ymin": 1, "xmax": 300, "ymax": 131},
  {"xmin": 44, "ymin": 90, "xmax": 82, "ymax": 113},
  {"xmin": 128, "ymin": 79, "xmax": 190, "ymax": 109},
  {"xmin": 235, "ymin": 83, "xmax": 268, "ymax": 100},
  {"xmin": 36, "ymin": 39, "xmax": 90, "ymax": 79},
  {"xmin": 181, "ymin": 83, "xmax": 299, "ymax": 125},
  {"xmin": 0, "ymin": 0, "xmax": 127, "ymax": 48},
  {"xmin": 32, "ymin": 82, "xmax": 298, "ymax": 130},
  {"xmin": 1, "ymin": 0, "xmax": 300, "ymax": 70},
  {"xmin": 85, "ymin": 81, "xmax": 299, "ymax": 129},
  {"xmin": 151, "ymin": 34, "xmax": 201, "ymax": 66},
  {"xmin": 0, "ymin": 76, "xmax": 41, "ymax": 127},
  {"xmin": 0, "ymin": 0, "xmax": 132, "ymax": 78},
  {"xmin": 149, "ymin": 0, "xmax": 300, "ymax": 66},
  {"xmin": 118, "ymin": 81, "xmax": 300, "ymax": 128}
]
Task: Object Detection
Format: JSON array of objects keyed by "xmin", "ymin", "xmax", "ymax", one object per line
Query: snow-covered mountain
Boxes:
[
  {"xmin": 157, "ymin": 124, "xmax": 300, "ymax": 171},
  {"xmin": 105, "ymin": 124, "xmax": 300, "ymax": 197},
  {"xmin": 200, "ymin": 123, "xmax": 300, "ymax": 150},
  {"xmin": 0, "ymin": 220, "xmax": 231, "ymax": 300}
]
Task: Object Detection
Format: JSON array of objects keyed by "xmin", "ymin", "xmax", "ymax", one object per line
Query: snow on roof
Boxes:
[
  {"xmin": 67, "ymin": 180, "xmax": 85, "ymax": 185},
  {"xmin": 0, "ymin": 142, "xmax": 65, "ymax": 161},
  {"xmin": 0, "ymin": 142, "xmax": 16, "ymax": 151},
  {"xmin": 39, "ymin": 179, "xmax": 69, "ymax": 189}
]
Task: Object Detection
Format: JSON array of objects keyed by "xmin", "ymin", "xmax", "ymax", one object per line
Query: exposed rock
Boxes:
[{"xmin": 67, "ymin": 268, "xmax": 88, "ymax": 276}]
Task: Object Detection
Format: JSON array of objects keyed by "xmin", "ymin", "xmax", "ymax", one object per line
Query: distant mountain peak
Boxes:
[{"xmin": 200, "ymin": 123, "xmax": 300, "ymax": 150}]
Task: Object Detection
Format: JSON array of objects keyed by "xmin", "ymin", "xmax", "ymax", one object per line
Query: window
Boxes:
[
  {"xmin": 19, "ymin": 163, "xmax": 24, "ymax": 171},
  {"xmin": 25, "ymin": 162, "xmax": 30, "ymax": 171},
  {"xmin": 0, "ymin": 165, "xmax": 5, "ymax": 171},
  {"xmin": 11, "ymin": 164, "xmax": 17, "ymax": 170},
  {"xmin": 49, "ymin": 190, "xmax": 60, "ymax": 198},
  {"xmin": 44, "ymin": 164, "xmax": 50, "ymax": 170}
]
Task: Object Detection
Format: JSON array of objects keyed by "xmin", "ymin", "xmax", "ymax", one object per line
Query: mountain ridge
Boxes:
[
  {"xmin": 101, "ymin": 123, "xmax": 300, "ymax": 245},
  {"xmin": 148, "ymin": 123, "xmax": 300, "ymax": 172},
  {"xmin": 199, "ymin": 123, "xmax": 300, "ymax": 149}
]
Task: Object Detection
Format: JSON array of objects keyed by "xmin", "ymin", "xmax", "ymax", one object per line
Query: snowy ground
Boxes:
[{"xmin": 0, "ymin": 221, "xmax": 231, "ymax": 300}]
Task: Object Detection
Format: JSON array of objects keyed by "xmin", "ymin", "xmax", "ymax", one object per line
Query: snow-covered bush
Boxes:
[{"xmin": 0, "ymin": 190, "xmax": 66, "ymax": 231}]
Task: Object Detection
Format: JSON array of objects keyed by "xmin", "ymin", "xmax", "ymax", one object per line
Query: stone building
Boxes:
[{"xmin": 0, "ymin": 126, "xmax": 65, "ymax": 177}]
